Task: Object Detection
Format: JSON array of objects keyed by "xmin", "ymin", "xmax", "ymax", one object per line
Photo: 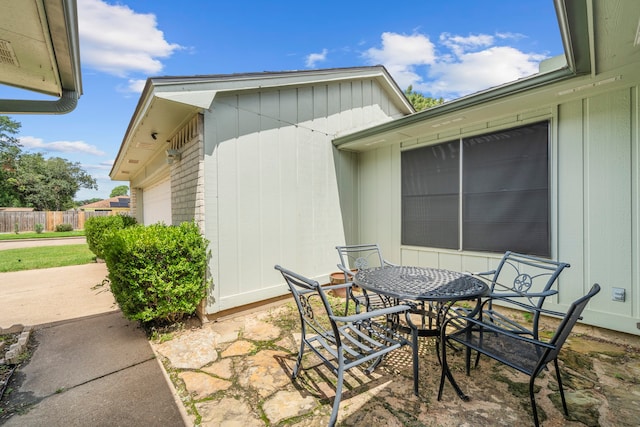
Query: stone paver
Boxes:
[
  {"xmin": 150, "ymin": 300, "xmax": 640, "ymax": 427},
  {"xmin": 154, "ymin": 326, "xmax": 219, "ymax": 369}
]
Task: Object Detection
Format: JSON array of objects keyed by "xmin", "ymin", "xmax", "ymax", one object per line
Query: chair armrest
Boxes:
[
  {"xmin": 480, "ymin": 296, "xmax": 566, "ymax": 319},
  {"xmin": 383, "ymin": 260, "xmax": 398, "ymax": 267},
  {"xmin": 323, "ymin": 282, "xmax": 353, "ymax": 292},
  {"xmin": 473, "ymin": 270, "xmax": 496, "ymax": 277},
  {"xmin": 489, "ymin": 289, "xmax": 558, "ymax": 299},
  {"xmin": 331, "ymin": 304, "xmax": 412, "ymax": 323},
  {"xmin": 443, "ymin": 314, "xmax": 556, "ymax": 349},
  {"xmin": 336, "ymin": 264, "xmax": 355, "ymax": 279}
]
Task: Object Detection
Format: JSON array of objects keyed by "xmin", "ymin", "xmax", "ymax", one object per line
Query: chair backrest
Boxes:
[
  {"xmin": 336, "ymin": 244, "xmax": 386, "ymax": 276},
  {"xmin": 274, "ymin": 264, "xmax": 339, "ymax": 339},
  {"xmin": 490, "ymin": 251, "xmax": 570, "ymax": 307},
  {"xmin": 543, "ymin": 283, "xmax": 601, "ymax": 364}
]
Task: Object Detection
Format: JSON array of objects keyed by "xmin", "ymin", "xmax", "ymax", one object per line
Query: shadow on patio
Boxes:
[{"xmin": 151, "ymin": 299, "xmax": 640, "ymax": 427}]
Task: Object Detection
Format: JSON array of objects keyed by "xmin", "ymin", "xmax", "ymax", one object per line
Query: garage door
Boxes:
[{"xmin": 143, "ymin": 178, "xmax": 172, "ymax": 225}]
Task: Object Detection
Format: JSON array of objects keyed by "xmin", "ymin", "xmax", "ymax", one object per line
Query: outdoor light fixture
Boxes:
[
  {"xmin": 166, "ymin": 149, "xmax": 181, "ymax": 164},
  {"xmin": 151, "ymin": 132, "xmax": 158, "ymax": 140}
]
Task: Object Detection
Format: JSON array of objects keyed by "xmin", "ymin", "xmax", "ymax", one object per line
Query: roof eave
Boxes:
[
  {"xmin": 334, "ymin": 0, "xmax": 591, "ymax": 149},
  {"xmin": 0, "ymin": 0, "xmax": 82, "ymax": 114}
]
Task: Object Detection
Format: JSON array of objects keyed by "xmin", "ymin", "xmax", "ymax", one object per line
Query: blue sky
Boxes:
[{"xmin": 2, "ymin": 0, "xmax": 563, "ymax": 201}]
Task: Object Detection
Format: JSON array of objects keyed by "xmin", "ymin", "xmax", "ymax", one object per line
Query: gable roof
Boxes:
[{"xmin": 110, "ymin": 66, "xmax": 413, "ymax": 181}]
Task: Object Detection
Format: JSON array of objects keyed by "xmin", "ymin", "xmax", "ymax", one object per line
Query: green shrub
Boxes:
[
  {"xmin": 55, "ymin": 223, "xmax": 73, "ymax": 232},
  {"xmin": 103, "ymin": 221, "xmax": 210, "ymax": 323},
  {"xmin": 34, "ymin": 223, "xmax": 44, "ymax": 234},
  {"xmin": 85, "ymin": 215, "xmax": 137, "ymax": 259}
]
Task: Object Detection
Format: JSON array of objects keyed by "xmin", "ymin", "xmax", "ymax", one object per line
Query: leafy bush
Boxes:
[
  {"xmin": 103, "ymin": 222, "xmax": 210, "ymax": 323},
  {"xmin": 55, "ymin": 223, "xmax": 73, "ymax": 232},
  {"xmin": 84, "ymin": 215, "xmax": 137, "ymax": 259},
  {"xmin": 34, "ymin": 223, "xmax": 44, "ymax": 234}
]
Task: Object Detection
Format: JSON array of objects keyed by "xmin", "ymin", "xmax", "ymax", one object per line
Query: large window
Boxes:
[{"xmin": 401, "ymin": 121, "xmax": 550, "ymax": 256}]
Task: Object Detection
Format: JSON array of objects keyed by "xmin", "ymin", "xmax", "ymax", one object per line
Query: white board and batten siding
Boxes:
[
  {"xmin": 203, "ymin": 80, "xmax": 406, "ymax": 313},
  {"xmin": 351, "ymin": 83, "xmax": 640, "ymax": 336}
]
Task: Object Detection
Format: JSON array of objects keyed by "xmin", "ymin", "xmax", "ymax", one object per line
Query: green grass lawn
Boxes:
[
  {"xmin": 0, "ymin": 244, "xmax": 96, "ymax": 272},
  {"xmin": 0, "ymin": 230, "xmax": 85, "ymax": 241}
]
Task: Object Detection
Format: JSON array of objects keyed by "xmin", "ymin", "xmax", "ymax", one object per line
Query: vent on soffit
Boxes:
[{"xmin": 0, "ymin": 39, "xmax": 20, "ymax": 66}]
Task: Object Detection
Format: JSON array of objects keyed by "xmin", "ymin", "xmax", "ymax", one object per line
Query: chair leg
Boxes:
[
  {"xmin": 292, "ymin": 340, "xmax": 306, "ymax": 379},
  {"xmin": 329, "ymin": 353, "xmax": 345, "ymax": 427},
  {"xmin": 412, "ymin": 327, "xmax": 419, "ymax": 396},
  {"xmin": 529, "ymin": 377, "xmax": 540, "ymax": 427},
  {"xmin": 344, "ymin": 293, "xmax": 351, "ymax": 316},
  {"xmin": 554, "ymin": 358, "xmax": 569, "ymax": 415},
  {"xmin": 437, "ymin": 336, "xmax": 448, "ymax": 400}
]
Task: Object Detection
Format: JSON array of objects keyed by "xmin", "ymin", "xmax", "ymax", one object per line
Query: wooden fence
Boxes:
[{"xmin": 0, "ymin": 211, "xmax": 116, "ymax": 233}]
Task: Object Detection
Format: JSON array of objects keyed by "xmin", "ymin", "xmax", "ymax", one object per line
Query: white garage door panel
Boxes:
[{"xmin": 143, "ymin": 178, "xmax": 172, "ymax": 225}]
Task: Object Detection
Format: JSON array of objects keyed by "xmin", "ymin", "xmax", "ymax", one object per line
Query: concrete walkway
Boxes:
[
  {"xmin": 0, "ymin": 239, "xmax": 186, "ymax": 426},
  {"xmin": 0, "ymin": 236, "xmax": 87, "ymax": 251},
  {"xmin": 2, "ymin": 311, "xmax": 185, "ymax": 427}
]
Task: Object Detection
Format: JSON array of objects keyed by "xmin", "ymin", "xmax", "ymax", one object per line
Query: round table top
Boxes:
[{"xmin": 354, "ymin": 265, "xmax": 489, "ymax": 302}]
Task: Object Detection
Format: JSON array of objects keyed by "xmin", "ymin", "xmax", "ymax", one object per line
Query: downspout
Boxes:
[{"xmin": 0, "ymin": 89, "xmax": 79, "ymax": 114}]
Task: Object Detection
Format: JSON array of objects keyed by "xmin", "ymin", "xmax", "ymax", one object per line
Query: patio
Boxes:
[{"xmin": 151, "ymin": 298, "xmax": 640, "ymax": 426}]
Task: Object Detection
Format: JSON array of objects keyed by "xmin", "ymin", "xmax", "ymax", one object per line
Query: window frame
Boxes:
[{"xmin": 401, "ymin": 120, "xmax": 551, "ymax": 257}]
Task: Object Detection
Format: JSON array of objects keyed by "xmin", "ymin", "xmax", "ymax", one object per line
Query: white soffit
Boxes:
[{"xmin": 154, "ymin": 90, "xmax": 217, "ymax": 109}]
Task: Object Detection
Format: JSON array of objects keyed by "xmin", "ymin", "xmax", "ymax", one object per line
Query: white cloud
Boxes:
[
  {"xmin": 126, "ymin": 79, "xmax": 148, "ymax": 93},
  {"xmin": 365, "ymin": 32, "xmax": 436, "ymax": 66},
  {"xmin": 306, "ymin": 49, "xmax": 328, "ymax": 68},
  {"xmin": 363, "ymin": 32, "xmax": 435, "ymax": 89},
  {"xmin": 424, "ymin": 46, "xmax": 546, "ymax": 98},
  {"xmin": 364, "ymin": 31, "xmax": 548, "ymax": 99},
  {"xmin": 78, "ymin": 0, "xmax": 182, "ymax": 77},
  {"xmin": 19, "ymin": 136, "xmax": 106, "ymax": 156}
]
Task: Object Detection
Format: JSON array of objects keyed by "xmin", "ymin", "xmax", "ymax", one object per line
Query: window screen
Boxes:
[
  {"xmin": 401, "ymin": 140, "xmax": 459, "ymax": 249},
  {"xmin": 401, "ymin": 121, "xmax": 550, "ymax": 256},
  {"xmin": 463, "ymin": 122, "xmax": 549, "ymax": 256}
]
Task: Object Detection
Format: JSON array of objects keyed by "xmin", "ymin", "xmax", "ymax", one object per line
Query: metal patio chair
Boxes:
[
  {"xmin": 472, "ymin": 251, "xmax": 570, "ymax": 338},
  {"xmin": 439, "ymin": 283, "xmax": 601, "ymax": 427},
  {"xmin": 451, "ymin": 251, "xmax": 571, "ymax": 370},
  {"xmin": 335, "ymin": 243, "xmax": 397, "ymax": 315},
  {"xmin": 275, "ymin": 264, "xmax": 418, "ymax": 427}
]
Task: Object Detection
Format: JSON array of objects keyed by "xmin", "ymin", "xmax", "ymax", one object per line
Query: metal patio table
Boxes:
[
  {"xmin": 354, "ymin": 265, "xmax": 489, "ymax": 394},
  {"xmin": 354, "ymin": 265, "xmax": 489, "ymax": 336}
]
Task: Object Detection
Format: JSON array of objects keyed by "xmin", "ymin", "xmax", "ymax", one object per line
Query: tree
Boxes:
[
  {"xmin": 110, "ymin": 185, "xmax": 129, "ymax": 197},
  {"xmin": 9, "ymin": 153, "xmax": 98, "ymax": 210},
  {"xmin": 0, "ymin": 116, "xmax": 22, "ymax": 206},
  {"xmin": 404, "ymin": 86, "xmax": 444, "ymax": 111},
  {"xmin": 1, "ymin": 115, "xmax": 98, "ymax": 210}
]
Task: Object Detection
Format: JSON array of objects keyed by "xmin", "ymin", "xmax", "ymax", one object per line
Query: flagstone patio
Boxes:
[{"xmin": 151, "ymin": 299, "xmax": 640, "ymax": 426}]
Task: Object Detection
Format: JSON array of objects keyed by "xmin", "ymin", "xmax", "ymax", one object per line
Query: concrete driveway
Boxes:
[
  {"xmin": 0, "ymin": 263, "xmax": 116, "ymax": 328},
  {"xmin": 0, "ymin": 237, "xmax": 116, "ymax": 328}
]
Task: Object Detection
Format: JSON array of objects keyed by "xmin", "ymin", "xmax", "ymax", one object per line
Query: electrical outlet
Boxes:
[{"xmin": 612, "ymin": 287, "xmax": 626, "ymax": 302}]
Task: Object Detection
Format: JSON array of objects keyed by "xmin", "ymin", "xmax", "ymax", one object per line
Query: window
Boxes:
[{"xmin": 401, "ymin": 121, "xmax": 550, "ymax": 256}]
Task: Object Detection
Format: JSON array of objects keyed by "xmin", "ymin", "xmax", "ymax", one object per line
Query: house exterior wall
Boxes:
[
  {"xmin": 170, "ymin": 115, "xmax": 205, "ymax": 229},
  {"xmin": 349, "ymin": 82, "xmax": 640, "ymax": 335},
  {"xmin": 202, "ymin": 79, "xmax": 406, "ymax": 313}
]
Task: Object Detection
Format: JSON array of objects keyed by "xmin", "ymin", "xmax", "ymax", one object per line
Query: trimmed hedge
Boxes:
[
  {"xmin": 55, "ymin": 223, "xmax": 73, "ymax": 232},
  {"xmin": 103, "ymin": 221, "xmax": 210, "ymax": 323},
  {"xmin": 84, "ymin": 215, "xmax": 137, "ymax": 259}
]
